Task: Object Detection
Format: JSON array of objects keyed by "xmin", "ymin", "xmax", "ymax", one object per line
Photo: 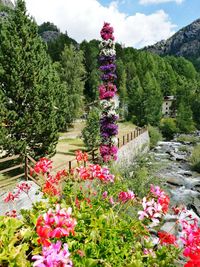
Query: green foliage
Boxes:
[
  {"xmin": 38, "ymin": 21, "xmax": 59, "ymax": 34},
  {"xmin": 190, "ymin": 144, "xmax": 200, "ymax": 172},
  {"xmin": 0, "ymin": 0, "xmax": 59, "ymax": 158},
  {"xmin": 177, "ymin": 134, "xmax": 200, "ymax": 144},
  {"xmin": 82, "ymin": 107, "xmax": 100, "ymax": 150},
  {"xmin": 0, "ymin": 159, "xmax": 180, "ymax": 266},
  {"xmin": 160, "ymin": 118, "xmax": 178, "ymax": 140},
  {"xmin": 80, "ymin": 40, "xmax": 100, "ymax": 102},
  {"xmin": 47, "ymin": 33, "xmax": 77, "ymax": 62},
  {"xmin": 176, "ymin": 102, "xmax": 195, "ymax": 133},
  {"xmin": 56, "ymin": 44, "xmax": 86, "ymax": 129},
  {"xmin": 148, "ymin": 125, "xmax": 163, "ymax": 148},
  {"xmin": 0, "ymin": 216, "xmax": 32, "ymax": 266}
]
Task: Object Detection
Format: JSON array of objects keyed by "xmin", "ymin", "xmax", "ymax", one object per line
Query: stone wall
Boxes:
[{"xmin": 116, "ymin": 130, "xmax": 150, "ymax": 169}]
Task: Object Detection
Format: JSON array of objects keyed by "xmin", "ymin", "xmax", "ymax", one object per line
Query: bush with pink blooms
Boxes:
[{"xmin": 1, "ymin": 152, "xmax": 200, "ymax": 266}]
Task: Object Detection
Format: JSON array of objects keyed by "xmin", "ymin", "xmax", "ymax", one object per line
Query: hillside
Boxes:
[
  {"xmin": 145, "ymin": 18, "xmax": 200, "ymax": 69},
  {"xmin": 0, "ymin": 0, "xmax": 13, "ymax": 8}
]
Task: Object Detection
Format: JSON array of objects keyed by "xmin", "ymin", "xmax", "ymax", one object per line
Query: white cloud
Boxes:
[
  {"xmin": 21, "ymin": 0, "xmax": 176, "ymax": 48},
  {"xmin": 139, "ymin": 0, "xmax": 183, "ymax": 5}
]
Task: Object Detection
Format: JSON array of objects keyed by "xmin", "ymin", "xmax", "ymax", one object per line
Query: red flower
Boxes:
[
  {"xmin": 158, "ymin": 231, "xmax": 177, "ymax": 246},
  {"xmin": 34, "ymin": 158, "xmax": 52, "ymax": 174},
  {"xmin": 158, "ymin": 195, "xmax": 170, "ymax": 214},
  {"xmin": 75, "ymin": 150, "xmax": 88, "ymax": 162},
  {"xmin": 36, "ymin": 205, "xmax": 77, "ymax": 246},
  {"xmin": 184, "ymin": 251, "xmax": 200, "ymax": 267},
  {"xmin": 4, "ymin": 191, "xmax": 19, "ymax": 203}
]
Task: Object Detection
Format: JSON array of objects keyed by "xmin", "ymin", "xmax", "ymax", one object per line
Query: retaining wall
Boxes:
[{"xmin": 116, "ymin": 130, "xmax": 150, "ymax": 169}]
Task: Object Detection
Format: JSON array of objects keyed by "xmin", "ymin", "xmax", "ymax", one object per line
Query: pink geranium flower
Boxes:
[
  {"xmin": 118, "ymin": 190, "xmax": 135, "ymax": 203},
  {"xmin": 32, "ymin": 241, "xmax": 73, "ymax": 267}
]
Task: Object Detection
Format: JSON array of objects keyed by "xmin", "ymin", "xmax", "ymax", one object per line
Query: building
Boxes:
[{"xmin": 162, "ymin": 96, "xmax": 176, "ymax": 117}]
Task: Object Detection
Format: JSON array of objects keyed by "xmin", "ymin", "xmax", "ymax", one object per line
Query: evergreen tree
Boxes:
[
  {"xmin": 0, "ymin": 0, "xmax": 59, "ymax": 158},
  {"xmin": 82, "ymin": 107, "xmax": 100, "ymax": 151},
  {"xmin": 116, "ymin": 60, "xmax": 127, "ymax": 117},
  {"xmin": 176, "ymin": 101, "xmax": 195, "ymax": 133},
  {"xmin": 143, "ymin": 72, "xmax": 162, "ymax": 126},
  {"xmin": 80, "ymin": 40, "xmax": 99, "ymax": 102},
  {"xmin": 58, "ymin": 44, "xmax": 86, "ymax": 124},
  {"xmin": 38, "ymin": 21, "xmax": 59, "ymax": 34},
  {"xmin": 127, "ymin": 77, "xmax": 144, "ymax": 125}
]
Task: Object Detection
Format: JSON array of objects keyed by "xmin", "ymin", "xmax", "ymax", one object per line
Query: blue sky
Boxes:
[
  {"xmin": 99, "ymin": 0, "xmax": 200, "ymax": 31},
  {"xmin": 23, "ymin": 0, "xmax": 200, "ymax": 48}
]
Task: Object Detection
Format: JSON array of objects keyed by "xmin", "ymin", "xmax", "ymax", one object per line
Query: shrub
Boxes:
[
  {"xmin": 177, "ymin": 134, "xmax": 199, "ymax": 145},
  {"xmin": 148, "ymin": 125, "xmax": 162, "ymax": 148},
  {"xmin": 190, "ymin": 144, "xmax": 200, "ymax": 172},
  {"xmin": 159, "ymin": 118, "xmax": 178, "ymax": 140},
  {"xmin": 81, "ymin": 107, "xmax": 100, "ymax": 151}
]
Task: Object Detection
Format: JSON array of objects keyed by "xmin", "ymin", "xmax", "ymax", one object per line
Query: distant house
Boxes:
[{"xmin": 162, "ymin": 96, "xmax": 176, "ymax": 117}]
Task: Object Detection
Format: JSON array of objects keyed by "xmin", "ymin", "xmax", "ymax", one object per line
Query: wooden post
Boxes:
[
  {"xmin": 123, "ymin": 135, "xmax": 125, "ymax": 145},
  {"xmin": 127, "ymin": 133, "xmax": 129, "ymax": 142},
  {"xmin": 117, "ymin": 138, "xmax": 119, "ymax": 148},
  {"xmin": 69, "ymin": 161, "xmax": 72, "ymax": 172},
  {"xmin": 131, "ymin": 132, "xmax": 133, "ymax": 140},
  {"xmin": 92, "ymin": 150, "xmax": 95, "ymax": 162},
  {"xmin": 25, "ymin": 155, "xmax": 28, "ymax": 180}
]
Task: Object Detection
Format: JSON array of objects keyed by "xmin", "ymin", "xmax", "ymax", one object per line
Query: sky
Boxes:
[{"xmin": 16, "ymin": 0, "xmax": 200, "ymax": 48}]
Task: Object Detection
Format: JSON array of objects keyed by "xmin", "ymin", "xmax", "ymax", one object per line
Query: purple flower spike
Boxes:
[{"xmin": 99, "ymin": 22, "xmax": 118, "ymax": 162}]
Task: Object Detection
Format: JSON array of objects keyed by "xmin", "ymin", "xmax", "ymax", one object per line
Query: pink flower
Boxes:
[
  {"xmin": 75, "ymin": 150, "xmax": 88, "ymax": 162},
  {"xmin": 118, "ymin": 190, "xmax": 135, "ymax": 203},
  {"xmin": 99, "ymin": 83, "xmax": 117, "ymax": 100},
  {"xmin": 36, "ymin": 205, "xmax": 77, "ymax": 246},
  {"xmin": 76, "ymin": 164, "xmax": 115, "ymax": 183},
  {"xmin": 76, "ymin": 166, "xmax": 92, "ymax": 180},
  {"xmin": 5, "ymin": 209, "xmax": 17, "ymax": 218},
  {"xmin": 150, "ymin": 185, "xmax": 165, "ymax": 198},
  {"xmin": 109, "ymin": 197, "xmax": 115, "ymax": 205},
  {"xmin": 179, "ymin": 218, "xmax": 200, "ymax": 258},
  {"xmin": 100, "ymin": 22, "xmax": 114, "ymax": 40},
  {"xmin": 34, "ymin": 158, "xmax": 52, "ymax": 174},
  {"xmin": 17, "ymin": 182, "xmax": 31, "ymax": 194},
  {"xmin": 138, "ymin": 197, "xmax": 162, "ymax": 227},
  {"xmin": 102, "ymin": 191, "xmax": 108, "ymax": 199},
  {"xmin": 32, "ymin": 241, "xmax": 73, "ymax": 267},
  {"xmin": 4, "ymin": 191, "xmax": 19, "ymax": 203}
]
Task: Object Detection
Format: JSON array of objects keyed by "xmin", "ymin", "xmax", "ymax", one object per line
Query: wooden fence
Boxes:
[{"xmin": 0, "ymin": 126, "xmax": 147, "ymax": 189}]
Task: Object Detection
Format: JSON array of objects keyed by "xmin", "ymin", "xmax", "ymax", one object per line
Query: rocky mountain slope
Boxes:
[
  {"xmin": 0, "ymin": 0, "xmax": 13, "ymax": 8},
  {"xmin": 145, "ymin": 18, "xmax": 200, "ymax": 67}
]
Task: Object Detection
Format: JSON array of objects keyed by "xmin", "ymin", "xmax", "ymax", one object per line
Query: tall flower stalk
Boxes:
[{"xmin": 99, "ymin": 22, "xmax": 118, "ymax": 162}]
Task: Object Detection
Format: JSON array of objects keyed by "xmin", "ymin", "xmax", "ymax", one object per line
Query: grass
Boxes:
[
  {"xmin": 51, "ymin": 121, "xmax": 136, "ymax": 169},
  {"xmin": 190, "ymin": 144, "xmax": 200, "ymax": 172},
  {"xmin": 177, "ymin": 134, "xmax": 200, "ymax": 144}
]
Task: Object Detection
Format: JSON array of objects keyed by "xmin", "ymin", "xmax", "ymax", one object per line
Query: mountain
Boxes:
[
  {"xmin": 0, "ymin": 0, "xmax": 14, "ymax": 8},
  {"xmin": 145, "ymin": 18, "xmax": 200, "ymax": 69}
]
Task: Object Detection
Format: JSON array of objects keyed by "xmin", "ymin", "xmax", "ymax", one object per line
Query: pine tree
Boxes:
[
  {"xmin": 58, "ymin": 44, "xmax": 86, "ymax": 124},
  {"xmin": 143, "ymin": 72, "xmax": 162, "ymax": 126},
  {"xmin": 0, "ymin": 0, "xmax": 59, "ymax": 158},
  {"xmin": 176, "ymin": 101, "xmax": 195, "ymax": 133},
  {"xmin": 127, "ymin": 77, "xmax": 144, "ymax": 125},
  {"xmin": 82, "ymin": 107, "xmax": 100, "ymax": 151}
]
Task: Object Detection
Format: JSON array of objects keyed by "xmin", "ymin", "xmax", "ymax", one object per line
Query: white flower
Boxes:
[
  {"xmin": 100, "ymin": 48, "xmax": 116, "ymax": 57},
  {"xmin": 111, "ymin": 136, "xmax": 118, "ymax": 145},
  {"xmin": 99, "ymin": 40, "xmax": 115, "ymax": 49}
]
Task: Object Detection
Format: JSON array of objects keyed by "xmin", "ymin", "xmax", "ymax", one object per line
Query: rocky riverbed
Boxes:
[{"xmin": 148, "ymin": 136, "xmax": 200, "ymax": 232}]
